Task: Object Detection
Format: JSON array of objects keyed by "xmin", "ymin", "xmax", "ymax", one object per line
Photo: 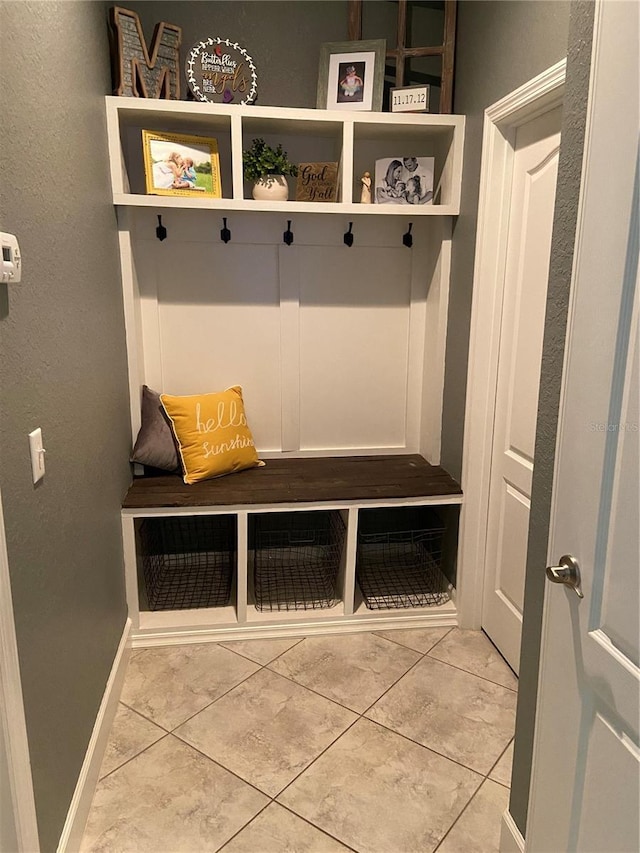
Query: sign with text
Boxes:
[
  {"xmin": 390, "ymin": 85, "xmax": 430, "ymax": 113},
  {"xmin": 186, "ymin": 37, "xmax": 257, "ymax": 104},
  {"xmin": 295, "ymin": 162, "xmax": 339, "ymax": 203}
]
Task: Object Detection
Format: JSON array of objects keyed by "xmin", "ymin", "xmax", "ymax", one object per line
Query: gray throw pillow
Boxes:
[{"xmin": 130, "ymin": 385, "xmax": 180, "ymax": 472}]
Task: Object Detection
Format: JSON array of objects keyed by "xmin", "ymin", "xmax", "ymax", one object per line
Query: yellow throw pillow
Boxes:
[{"xmin": 160, "ymin": 386, "xmax": 264, "ymax": 484}]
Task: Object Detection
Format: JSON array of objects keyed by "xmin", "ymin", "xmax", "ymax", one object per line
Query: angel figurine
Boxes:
[{"xmin": 360, "ymin": 171, "xmax": 372, "ymax": 204}]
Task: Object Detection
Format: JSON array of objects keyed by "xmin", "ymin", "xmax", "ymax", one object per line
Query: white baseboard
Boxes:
[
  {"xmin": 132, "ymin": 610, "xmax": 458, "ymax": 648},
  {"xmin": 57, "ymin": 618, "xmax": 132, "ymax": 853},
  {"xmin": 500, "ymin": 809, "xmax": 526, "ymax": 852}
]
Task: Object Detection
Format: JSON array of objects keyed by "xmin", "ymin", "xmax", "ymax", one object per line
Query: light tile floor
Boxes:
[{"xmin": 81, "ymin": 628, "xmax": 516, "ymax": 853}]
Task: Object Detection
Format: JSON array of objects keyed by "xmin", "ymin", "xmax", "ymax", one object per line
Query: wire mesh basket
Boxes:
[
  {"xmin": 252, "ymin": 511, "xmax": 345, "ymax": 611},
  {"xmin": 139, "ymin": 515, "xmax": 236, "ymax": 611},
  {"xmin": 356, "ymin": 507, "xmax": 450, "ymax": 609}
]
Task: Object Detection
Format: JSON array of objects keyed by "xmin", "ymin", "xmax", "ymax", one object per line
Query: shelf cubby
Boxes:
[
  {"xmin": 250, "ymin": 510, "xmax": 346, "ymax": 613},
  {"xmin": 355, "ymin": 506, "xmax": 450, "ymax": 610},
  {"xmin": 136, "ymin": 514, "xmax": 237, "ymax": 613},
  {"xmin": 106, "ymin": 97, "xmax": 464, "ymax": 215}
]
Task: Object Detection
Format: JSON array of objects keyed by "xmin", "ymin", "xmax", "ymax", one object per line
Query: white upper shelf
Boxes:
[{"xmin": 105, "ymin": 96, "xmax": 465, "ymax": 216}]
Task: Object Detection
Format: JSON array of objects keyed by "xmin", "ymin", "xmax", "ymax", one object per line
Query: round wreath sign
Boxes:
[{"xmin": 186, "ymin": 38, "xmax": 257, "ymax": 105}]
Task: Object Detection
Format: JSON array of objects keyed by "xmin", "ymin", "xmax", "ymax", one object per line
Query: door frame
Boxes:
[
  {"xmin": 0, "ymin": 485, "xmax": 40, "ymax": 851},
  {"xmin": 457, "ymin": 60, "xmax": 566, "ymax": 630}
]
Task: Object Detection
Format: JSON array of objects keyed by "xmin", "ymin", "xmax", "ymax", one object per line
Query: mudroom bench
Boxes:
[{"xmin": 121, "ymin": 455, "xmax": 463, "ymax": 647}]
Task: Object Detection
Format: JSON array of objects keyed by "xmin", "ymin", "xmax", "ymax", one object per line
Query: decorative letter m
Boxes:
[{"xmin": 109, "ymin": 6, "xmax": 182, "ymax": 99}]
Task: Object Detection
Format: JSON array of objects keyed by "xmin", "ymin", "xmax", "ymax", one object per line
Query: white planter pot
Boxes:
[{"xmin": 252, "ymin": 174, "xmax": 289, "ymax": 201}]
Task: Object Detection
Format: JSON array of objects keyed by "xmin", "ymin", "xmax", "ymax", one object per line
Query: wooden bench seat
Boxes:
[{"xmin": 122, "ymin": 454, "xmax": 462, "ymax": 510}]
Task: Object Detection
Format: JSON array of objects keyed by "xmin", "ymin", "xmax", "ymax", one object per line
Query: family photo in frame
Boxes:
[
  {"xmin": 142, "ymin": 130, "xmax": 221, "ymax": 198},
  {"xmin": 316, "ymin": 39, "xmax": 385, "ymax": 111},
  {"xmin": 375, "ymin": 156, "xmax": 435, "ymax": 205}
]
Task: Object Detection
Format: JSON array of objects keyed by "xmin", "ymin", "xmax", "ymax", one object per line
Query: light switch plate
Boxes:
[{"xmin": 28, "ymin": 428, "xmax": 45, "ymax": 483}]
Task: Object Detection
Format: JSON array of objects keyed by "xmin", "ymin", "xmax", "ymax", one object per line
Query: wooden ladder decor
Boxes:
[{"xmin": 347, "ymin": 0, "xmax": 457, "ymax": 113}]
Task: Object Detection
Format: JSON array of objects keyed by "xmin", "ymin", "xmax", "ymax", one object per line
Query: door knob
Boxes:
[{"xmin": 546, "ymin": 554, "xmax": 584, "ymax": 598}]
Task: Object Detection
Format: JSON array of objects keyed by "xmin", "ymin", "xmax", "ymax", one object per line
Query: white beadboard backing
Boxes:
[
  {"xmin": 126, "ymin": 210, "xmax": 447, "ymax": 458},
  {"xmin": 298, "ymin": 245, "xmax": 412, "ymax": 450}
]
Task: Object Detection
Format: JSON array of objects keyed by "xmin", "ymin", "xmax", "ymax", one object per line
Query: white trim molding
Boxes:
[
  {"xmin": 456, "ymin": 59, "xmax": 566, "ymax": 629},
  {"xmin": 487, "ymin": 59, "xmax": 567, "ymax": 126},
  {"xmin": 0, "ymin": 487, "xmax": 41, "ymax": 852},
  {"xmin": 57, "ymin": 618, "xmax": 132, "ymax": 853},
  {"xmin": 500, "ymin": 809, "xmax": 526, "ymax": 852}
]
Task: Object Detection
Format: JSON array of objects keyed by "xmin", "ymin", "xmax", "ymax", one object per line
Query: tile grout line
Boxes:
[
  {"xmin": 485, "ymin": 736, "xmax": 515, "ymax": 786},
  {"xmin": 271, "ymin": 715, "xmax": 362, "ymax": 803},
  {"xmin": 262, "ymin": 664, "xmax": 368, "ymax": 715},
  {"xmin": 371, "ymin": 625, "xmax": 454, "ymax": 654},
  {"xmin": 264, "ymin": 629, "xmax": 454, "ymax": 719},
  {"xmin": 117, "ymin": 699, "xmax": 171, "ymax": 733},
  {"xmin": 96, "ymin": 731, "xmax": 173, "ymax": 784},
  {"xmin": 358, "ymin": 633, "xmax": 446, "ymax": 717},
  {"xmin": 219, "ymin": 636, "xmax": 306, "ymax": 666},
  {"xmin": 167, "ymin": 663, "xmax": 265, "ymax": 732},
  {"xmin": 106, "ymin": 642, "xmax": 309, "ymax": 783},
  {"xmin": 171, "ymin": 638, "xmax": 364, "ymax": 804},
  {"xmin": 362, "ymin": 716, "xmax": 490, "ymax": 779},
  {"xmin": 214, "ymin": 800, "xmax": 272, "ymax": 853},
  {"xmin": 277, "ymin": 802, "xmax": 360, "ymax": 853},
  {"xmin": 431, "ymin": 775, "xmax": 488, "ymax": 852},
  {"xmin": 118, "ymin": 644, "xmax": 262, "ymax": 731},
  {"xmin": 425, "ymin": 651, "xmax": 519, "ymax": 692},
  {"xmin": 171, "ymin": 730, "xmax": 278, "ymax": 800},
  {"xmin": 422, "ymin": 626, "xmax": 456, "ymax": 655},
  {"xmin": 426, "ymin": 626, "xmax": 519, "ymax": 690}
]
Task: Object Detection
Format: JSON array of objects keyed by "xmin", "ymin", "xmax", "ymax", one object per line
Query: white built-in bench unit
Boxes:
[{"xmin": 107, "ymin": 96, "xmax": 466, "ymax": 646}]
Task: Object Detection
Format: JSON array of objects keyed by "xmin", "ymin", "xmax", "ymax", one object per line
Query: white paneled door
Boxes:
[
  {"xmin": 482, "ymin": 107, "xmax": 562, "ymax": 672},
  {"xmin": 525, "ymin": 0, "xmax": 639, "ymax": 849}
]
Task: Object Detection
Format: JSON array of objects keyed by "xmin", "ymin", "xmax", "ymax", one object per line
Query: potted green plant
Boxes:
[{"xmin": 243, "ymin": 137, "xmax": 298, "ymax": 201}]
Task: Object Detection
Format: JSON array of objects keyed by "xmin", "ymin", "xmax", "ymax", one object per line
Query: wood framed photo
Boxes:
[
  {"xmin": 316, "ymin": 39, "xmax": 386, "ymax": 112},
  {"xmin": 374, "ymin": 157, "xmax": 435, "ymax": 205},
  {"xmin": 142, "ymin": 130, "xmax": 221, "ymax": 198}
]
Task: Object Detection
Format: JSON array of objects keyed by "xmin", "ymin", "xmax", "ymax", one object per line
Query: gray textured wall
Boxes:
[
  {"xmin": 0, "ymin": 2, "xmax": 131, "ymax": 850},
  {"xmin": 124, "ymin": 0, "xmax": 349, "ymax": 107},
  {"xmin": 511, "ymin": 0, "xmax": 595, "ymax": 835},
  {"xmin": 442, "ymin": 0, "xmax": 571, "ymax": 479}
]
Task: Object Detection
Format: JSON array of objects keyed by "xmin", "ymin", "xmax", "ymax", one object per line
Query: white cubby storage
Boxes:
[
  {"xmin": 123, "ymin": 499, "xmax": 461, "ymax": 646},
  {"xmin": 106, "ymin": 96, "xmax": 466, "ymax": 646},
  {"xmin": 106, "ymin": 97, "xmax": 464, "ymax": 213}
]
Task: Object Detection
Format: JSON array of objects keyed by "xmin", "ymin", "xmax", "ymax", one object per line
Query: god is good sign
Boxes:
[{"xmin": 186, "ymin": 37, "xmax": 257, "ymax": 104}]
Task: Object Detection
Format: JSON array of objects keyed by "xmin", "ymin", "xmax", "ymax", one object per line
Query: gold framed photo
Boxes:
[{"xmin": 142, "ymin": 130, "xmax": 221, "ymax": 198}]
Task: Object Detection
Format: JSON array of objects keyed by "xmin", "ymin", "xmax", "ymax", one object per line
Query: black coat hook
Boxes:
[
  {"xmin": 155, "ymin": 215, "xmax": 167, "ymax": 241},
  {"xmin": 344, "ymin": 222, "xmax": 354, "ymax": 247},
  {"xmin": 220, "ymin": 217, "xmax": 231, "ymax": 243},
  {"xmin": 402, "ymin": 222, "xmax": 413, "ymax": 248},
  {"xmin": 283, "ymin": 220, "xmax": 294, "ymax": 246}
]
